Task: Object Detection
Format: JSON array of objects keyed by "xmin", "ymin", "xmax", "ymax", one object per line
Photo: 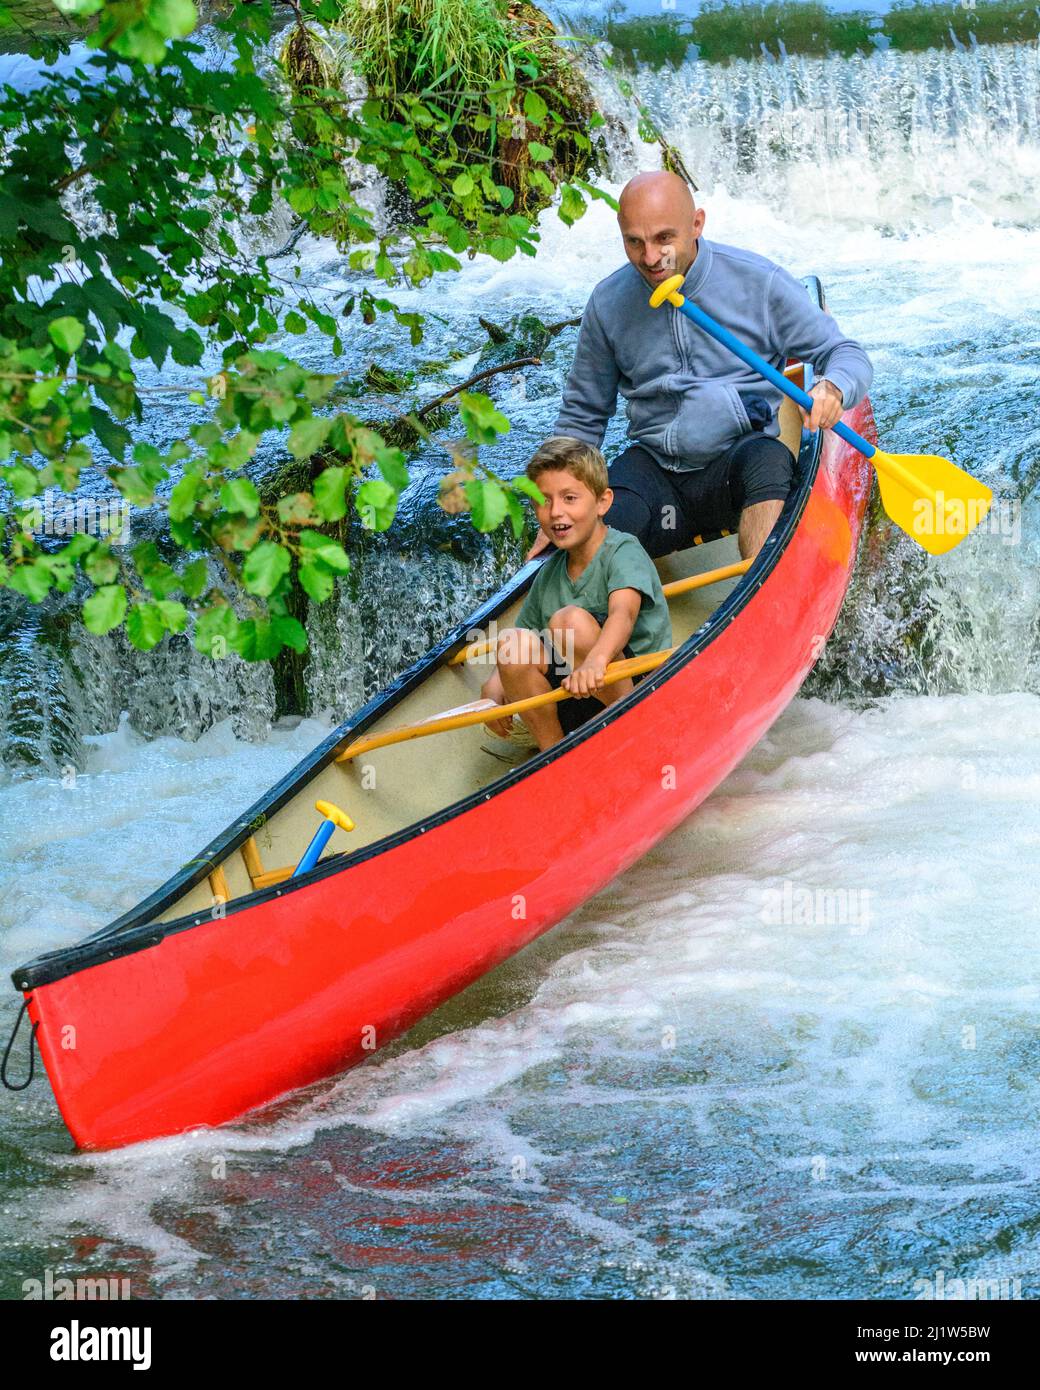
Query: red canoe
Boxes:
[{"xmin": 8, "ymin": 280, "xmax": 875, "ymax": 1150}]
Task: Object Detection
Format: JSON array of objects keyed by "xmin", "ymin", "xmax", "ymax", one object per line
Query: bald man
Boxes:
[{"xmin": 529, "ymin": 172, "xmax": 872, "ymax": 561}]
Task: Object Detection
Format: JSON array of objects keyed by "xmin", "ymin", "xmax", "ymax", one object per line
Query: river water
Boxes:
[{"xmin": 1, "ymin": 21, "xmax": 1039, "ymax": 1300}]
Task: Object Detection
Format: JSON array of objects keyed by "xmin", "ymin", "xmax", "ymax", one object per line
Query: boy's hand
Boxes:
[{"xmin": 563, "ymin": 654, "xmax": 608, "ymax": 698}]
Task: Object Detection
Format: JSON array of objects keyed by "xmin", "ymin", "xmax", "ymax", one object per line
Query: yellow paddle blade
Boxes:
[{"xmin": 870, "ymin": 448, "xmax": 993, "ymax": 556}]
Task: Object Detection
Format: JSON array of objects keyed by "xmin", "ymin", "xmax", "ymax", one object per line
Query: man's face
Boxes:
[{"xmin": 619, "ymin": 201, "xmax": 705, "ymax": 290}]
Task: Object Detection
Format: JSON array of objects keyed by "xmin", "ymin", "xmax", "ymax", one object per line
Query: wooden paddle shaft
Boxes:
[{"xmin": 337, "ymin": 646, "xmax": 677, "ymax": 762}]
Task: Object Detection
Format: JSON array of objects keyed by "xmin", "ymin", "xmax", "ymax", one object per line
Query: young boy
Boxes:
[{"xmin": 481, "ymin": 436, "xmax": 673, "ymax": 751}]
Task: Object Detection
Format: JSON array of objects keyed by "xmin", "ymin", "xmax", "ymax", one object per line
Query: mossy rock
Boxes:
[{"xmin": 280, "ymin": 1, "xmax": 610, "ymax": 229}]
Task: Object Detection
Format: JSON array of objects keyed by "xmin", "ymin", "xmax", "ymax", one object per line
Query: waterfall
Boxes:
[{"xmin": 3, "ymin": 21, "xmax": 1039, "ymax": 773}]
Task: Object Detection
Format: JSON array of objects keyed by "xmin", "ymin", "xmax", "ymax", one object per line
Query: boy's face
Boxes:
[{"xmin": 532, "ymin": 468, "xmax": 612, "ymax": 549}]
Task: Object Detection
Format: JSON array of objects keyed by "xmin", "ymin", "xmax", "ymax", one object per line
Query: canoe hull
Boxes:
[{"xmin": 24, "ymin": 406, "xmax": 874, "ymax": 1150}]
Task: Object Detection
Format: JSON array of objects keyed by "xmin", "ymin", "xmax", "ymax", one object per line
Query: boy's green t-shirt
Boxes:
[{"xmin": 515, "ymin": 527, "xmax": 672, "ymax": 657}]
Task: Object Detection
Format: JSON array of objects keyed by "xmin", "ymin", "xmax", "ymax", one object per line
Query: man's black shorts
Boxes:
[{"xmin": 605, "ymin": 433, "xmax": 795, "ymax": 558}]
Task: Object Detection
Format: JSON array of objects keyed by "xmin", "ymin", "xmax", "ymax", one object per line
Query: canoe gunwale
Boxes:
[{"xmin": 11, "ymin": 281, "xmax": 832, "ymax": 996}]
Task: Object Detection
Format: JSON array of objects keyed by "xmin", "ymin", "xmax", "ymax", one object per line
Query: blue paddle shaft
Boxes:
[
  {"xmin": 671, "ymin": 296, "xmax": 877, "ymax": 460},
  {"xmin": 293, "ymin": 818, "xmax": 336, "ymax": 877}
]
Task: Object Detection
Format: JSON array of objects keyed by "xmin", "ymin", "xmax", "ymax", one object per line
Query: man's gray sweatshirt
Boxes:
[{"xmin": 552, "ymin": 237, "xmax": 873, "ymax": 471}]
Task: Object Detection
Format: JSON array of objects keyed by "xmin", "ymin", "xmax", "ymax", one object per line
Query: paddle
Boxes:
[
  {"xmin": 648, "ymin": 274, "xmax": 992, "ymax": 556},
  {"xmin": 292, "ymin": 800, "xmax": 355, "ymax": 878}
]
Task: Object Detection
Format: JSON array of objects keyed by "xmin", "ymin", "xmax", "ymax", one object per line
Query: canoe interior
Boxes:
[{"xmin": 155, "ymin": 397, "xmax": 805, "ymax": 927}]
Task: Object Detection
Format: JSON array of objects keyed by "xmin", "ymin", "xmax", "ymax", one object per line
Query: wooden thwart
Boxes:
[
  {"xmin": 239, "ymin": 835, "xmax": 294, "ymax": 892},
  {"xmin": 207, "ymin": 865, "xmax": 230, "ymax": 903}
]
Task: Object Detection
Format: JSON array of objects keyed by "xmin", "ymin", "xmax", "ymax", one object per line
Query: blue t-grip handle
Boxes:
[
  {"xmin": 293, "ymin": 819, "xmax": 336, "ymax": 877},
  {"xmin": 669, "ymin": 295, "xmax": 877, "ymax": 461}
]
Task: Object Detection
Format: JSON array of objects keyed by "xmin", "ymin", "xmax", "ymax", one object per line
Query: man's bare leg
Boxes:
[{"xmin": 738, "ymin": 499, "xmax": 785, "ymax": 559}]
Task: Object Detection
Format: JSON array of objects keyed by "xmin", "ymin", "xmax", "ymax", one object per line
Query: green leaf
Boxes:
[
  {"xmin": 452, "ymin": 172, "xmax": 474, "ymax": 197},
  {"xmin": 180, "ymin": 558, "xmax": 209, "ymax": 599},
  {"xmin": 89, "ymin": 407, "xmax": 132, "ymax": 462},
  {"xmin": 523, "ymin": 90, "xmax": 547, "ymax": 125},
  {"xmin": 52, "ymin": 0, "xmax": 105, "ymax": 15},
  {"xmin": 288, "ymin": 414, "xmax": 330, "ymax": 460},
  {"xmin": 157, "ymin": 599, "xmax": 188, "ymax": 633},
  {"xmin": 485, "ymin": 237, "xmax": 516, "ymax": 263},
  {"xmin": 47, "ymin": 316, "xmax": 85, "ymax": 354},
  {"xmin": 458, "ymin": 390, "xmax": 510, "ymax": 444},
  {"xmin": 83, "ymin": 584, "xmax": 127, "ymax": 634},
  {"xmin": 243, "ymin": 541, "xmax": 290, "ymax": 597},
  {"xmin": 2, "ymin": 465, "xmax": 41, "ymax": 500},
  {"xmin": 299, "ymin": 531, "xmax": 350, "ymax": 573},
  {"xmin": 102, "ymin": 340, "xmax": 132, "ymax": 372},
  {"xmin": 232, "ymin": 618, "xmax": 282, "ymax": 662},
  {"xmin": 313, "ymin": 466, "xmax": 349, "ymax": 522},
  {"xmin": 192, "ymin": 422, "xmax": 221, "ymax": 449},
  {"xmin": 127, "ymin": 601, "xmax": 166, "ymax": 651},
  {"xmin": 8, "ymin": 560, "xmax": 52, "ymax": 603},
  {"xmin": 511, "ymin": 475, "xmax": 546, "ymax": 504},
  {"xmin": 504, "ymin": 490, "xmax": 525, "ymax": 540},
  {"xmin": 283, "ymin": 310, "xmax": 307, "ymax": 334},
  {"xmin": 355, "ymin": 479, "xmax": 397, "ymax": 532},
  {"xmin": 27, "ymin": 378, "xmax": 61, "ymax": 410},
  {"xmin": 272, "ymin": 615, "xmax": 307, "ymax": 652},
  {"xmin": 466, "ymin": 479, "xmax": 508, "ymax": 533},
  {"xmin": 113, "ymin": 466, "xmax": 161, "ymax": 507},
  {"xmin": 194, "ymin": 604, "xmax": 239, "ymax": 658},
  {"xmin": 62, "ymin": 534, "xmax": 98, "ymax": 562},
  {"xmin": 299, "ymin": 562, "xmax": 335, "ymax": 603},
  {"xmin": 169, "ymin": 474, "xmax": 203, "ymax": 522},
  {"xmin": 149, "ymin": 0, "xmax": 198, "ymax": 39},
  {"xmin": 559, "ymin": 184, "xmax": 586, "ymax": 226},
  {"xmin": 220, "ymin": 477, "xmax": 260, "ymax": 517},
  {"xmin": 84, "ymin": 546, "xmax": 119, "ymax": 585},
  {"xmin": 528, "ymin": 141, "xmax": 553, "ymax": 163},
  {"xmin": 133, "ymin": 541, "xmax": 181, "ymax": 598},
  {"xmin": 375, "ymin": 445, "xmax": 409, "ymax": 491}
]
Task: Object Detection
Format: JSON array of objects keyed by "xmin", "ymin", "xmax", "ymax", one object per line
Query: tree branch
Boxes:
[{"xmin": 417, "ymin": 355, "xmax": 541, "ymax": 419}]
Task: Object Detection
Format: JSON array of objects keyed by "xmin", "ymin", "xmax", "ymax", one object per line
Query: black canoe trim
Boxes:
[{"xmin": 12, "ymin": 280, "xmax": 833, "ymax": 994}]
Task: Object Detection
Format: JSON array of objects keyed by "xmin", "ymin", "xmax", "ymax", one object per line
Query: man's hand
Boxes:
[
  {"xmin": 562, "ymin": 653, "xmax": 608, "ymax": 698},
  {"xmin": 525, "ymin": 529, "xmax": 552, "ymax": 561},
  {"xmin": 799, "ymin": 379, "xmax": 844, "ymax": 433}
]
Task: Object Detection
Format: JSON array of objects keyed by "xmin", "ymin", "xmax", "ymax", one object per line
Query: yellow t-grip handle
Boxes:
[
  {"xmin": 648, "ymin": 273, "xmax": 686, "ymax": 309},
  {"xmin": 315, "ymin": 800, "xmax": 355, "ymax": 833}
]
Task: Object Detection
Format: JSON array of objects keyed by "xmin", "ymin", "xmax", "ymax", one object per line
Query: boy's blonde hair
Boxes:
[{"xmin": 526, "ymin": 436, "xmax": 609, "ymax": 498}]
